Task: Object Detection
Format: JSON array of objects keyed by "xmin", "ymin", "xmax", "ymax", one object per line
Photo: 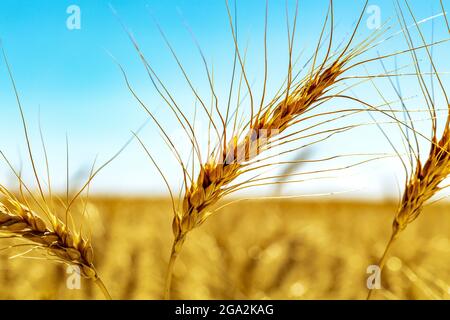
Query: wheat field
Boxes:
[{"xmin": 1, "ymin": 198, "xmax": 448, "ymax": 300}]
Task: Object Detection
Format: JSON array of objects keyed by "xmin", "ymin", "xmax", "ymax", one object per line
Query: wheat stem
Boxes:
[
  {"xmin": 366, "ymin": 228, "xmax": 399, "ymax": 300},
  {"xmin": 94, "ymin": 276, "xmax": 112, "ymax": 300},
  {"xmin": 164, "ymin": 235, "xmax": 185, "ymax": 300}
]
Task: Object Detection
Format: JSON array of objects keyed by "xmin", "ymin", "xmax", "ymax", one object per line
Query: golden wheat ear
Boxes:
[
  {"xmin": 367, "ymin": 0, "xmax": 450, "ymax": 300},
  {"xmin": 159, "ymin": 0, "xmax": 396, "ymax": 299},
  {"xmin": 0, "ymin": 45, "xmax": 112, "ymax": 299},
  {"xmin": 0, "ymin": 193, "xmax": 111, "ymax": 299},
  {"xmin": 0, "ymin": 187, "xmax": 107, "ymax": 296}
]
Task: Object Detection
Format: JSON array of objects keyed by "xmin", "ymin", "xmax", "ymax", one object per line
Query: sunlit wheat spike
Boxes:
[
  {"xmin": 367, "ymin": 0, "xmax": 450, "ymax": 300},
  {"xmin": 0, "ymin": 188, "xmax": 93, "ymax": 275},
  {"xmin": 159, "ymin": 0, "xmax": 383, "ymax": 299},
  {"xmin": 0, "ymin": 187, "xmax": 111, "ymax": 299},
  {"xmin": 0, "ymin": 44, "xmax": 113, "ymax": 300}
]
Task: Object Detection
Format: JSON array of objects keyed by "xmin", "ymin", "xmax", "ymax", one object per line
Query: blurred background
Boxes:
[
  {"xmin": 0, "ymin": 0, "xmax": 449, "ymax": 299},
  {"xmin": 1, "ymin": 199, "xmax": 449, "ymax": 299}
]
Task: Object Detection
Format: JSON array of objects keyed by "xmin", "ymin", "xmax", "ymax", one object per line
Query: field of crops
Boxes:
[{"xmin": 1, "ymin": 198, "xmax": 448, "ymax": 300}]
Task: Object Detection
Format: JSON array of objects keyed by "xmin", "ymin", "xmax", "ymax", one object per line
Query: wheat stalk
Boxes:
[
  {"xmin": 0, "ymin": 44, "xmax": 114, "ymax": 300},
  {"xmin": 166, "ymin": 61, "xmax": 349, "ymax": 294},
  {"xmin": 0, "ymin": 187, "xmax": 111, "ymax": 299},
  {"xmin": 366, "ymin": 128, "xmax": 450, "ymax": 299},
  {"xmin": 159, "ymin": 0, "xmax": 394, "ymax": 299},
  {"xmin": 366, "ymin": 0, "xmax": 450, "ymax": 299}
]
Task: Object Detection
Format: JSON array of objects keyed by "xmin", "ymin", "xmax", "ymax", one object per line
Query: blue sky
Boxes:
[{"xmin": 0, "ymin": 0, "xmax": 449, "ymax": 198}]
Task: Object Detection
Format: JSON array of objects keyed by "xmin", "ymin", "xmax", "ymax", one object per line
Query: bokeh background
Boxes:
[{"xmin": 1, "ymin": 199, "xmax": 449, "ymax": 299}]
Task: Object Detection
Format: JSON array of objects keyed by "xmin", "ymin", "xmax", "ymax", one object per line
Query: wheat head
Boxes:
[
  {"xmin": 0, "ymin": 187, "xmax": 111, "ymax": 299},
  {"xmin": 174, "ymin": 60, "xmax": 345, "ymax": 242},
  {"xmin": 395, "ymin": 130, "xmax": 450, "ymax": 232},
  {"xmin": 366, "ymin": 125, "xmax": 450, "ymax": 299},
  {"xmin": 161, "ymin": 0, "xmax": 385, "ymax": 298},
  {"xmin": 366, "ymin": 0, "xmax": 450, "ymax": 299}
]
